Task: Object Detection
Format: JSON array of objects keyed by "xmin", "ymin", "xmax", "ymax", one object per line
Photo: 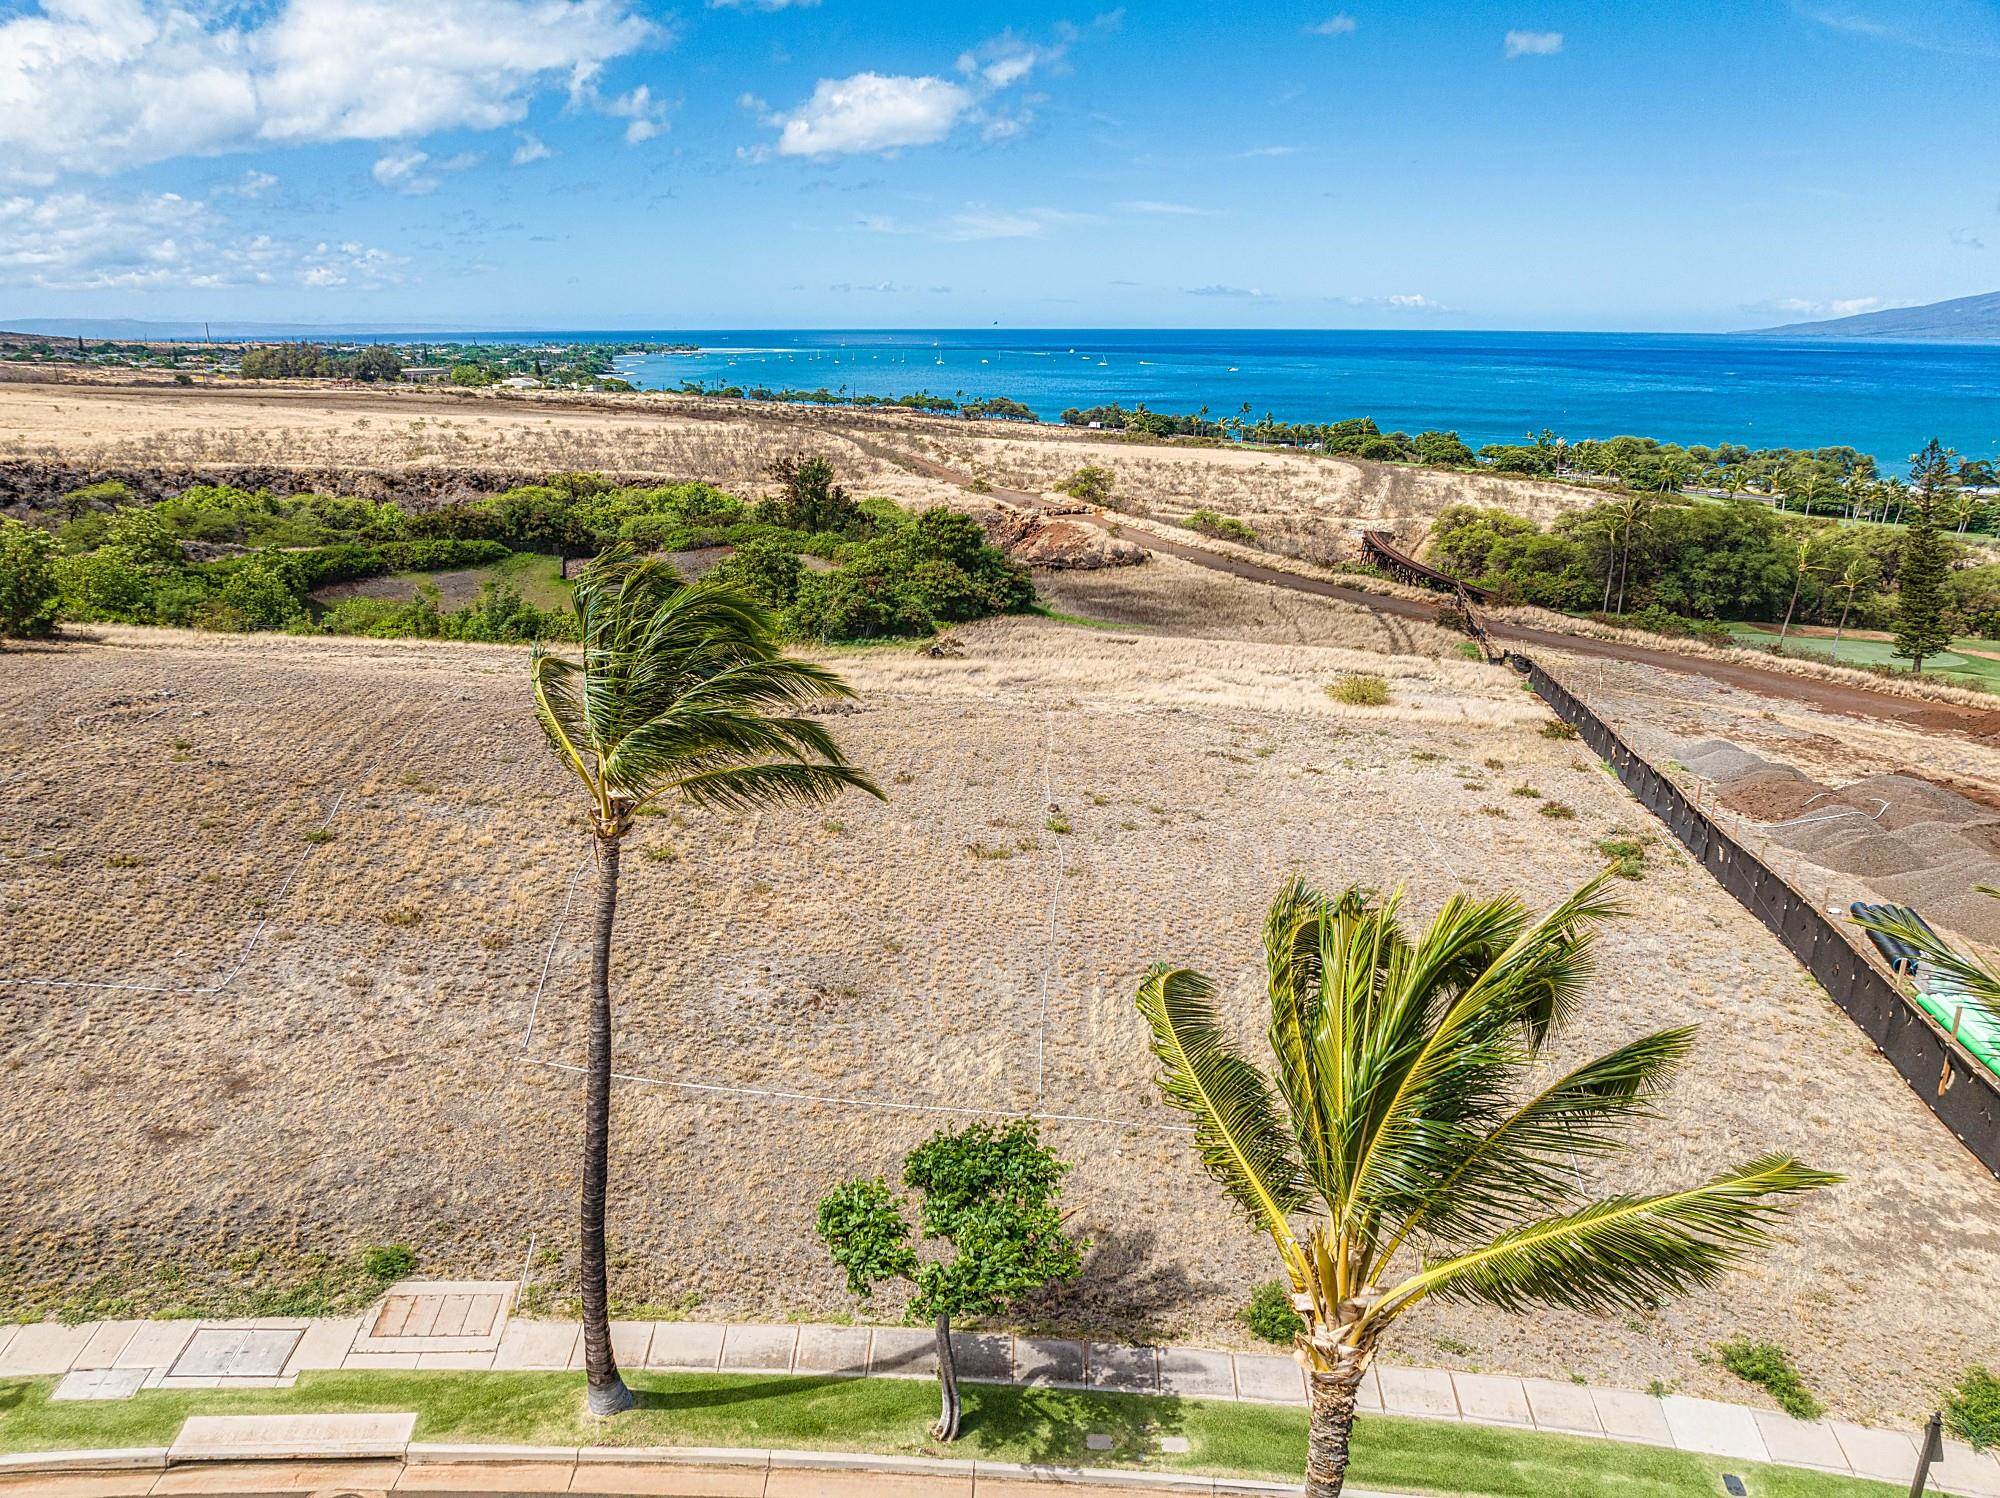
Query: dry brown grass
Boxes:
[{"xmin": 1, "ymin": 620, "xmax": 1994, "ymax": 1423}]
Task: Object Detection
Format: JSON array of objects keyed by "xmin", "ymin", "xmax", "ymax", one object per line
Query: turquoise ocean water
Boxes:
[{"xmin": 575, "ymin": 328, "xmax": 2000, "ymax": 472}]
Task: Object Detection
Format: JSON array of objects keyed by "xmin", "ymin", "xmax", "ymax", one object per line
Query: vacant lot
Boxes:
[
  {"xmin": 0, "ymin": 382, "xmax": 1603, "ymax": 558},
  {"xmin": 2, "ymin": 618, "xmax": 1995, "ymax": 1424}
]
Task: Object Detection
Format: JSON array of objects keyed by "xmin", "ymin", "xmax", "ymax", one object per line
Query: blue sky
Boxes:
[{"xmin": 3, "ymin": 0, "xmax": 1999, "ymax": 331}]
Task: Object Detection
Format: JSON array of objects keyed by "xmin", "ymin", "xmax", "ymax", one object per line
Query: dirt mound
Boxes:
[
  {"xmin": 1688, "ymin": 736, "xmax": 2000, "ymax": 944},
  {"xmin": 992, "ymin": 512, "xmax": 1146, "ymax": 571}
]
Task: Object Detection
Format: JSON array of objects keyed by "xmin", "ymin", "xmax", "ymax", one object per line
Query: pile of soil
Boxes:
[
  {"xmin": 992, "ymin": 512, "xmax": 1147, "ymax": 571},
  {"xmin": 1689, "ymin": 739, "xmax": 2000, "ymax": 944}
]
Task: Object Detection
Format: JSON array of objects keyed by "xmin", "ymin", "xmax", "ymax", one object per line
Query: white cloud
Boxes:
[
  {"xmin": 770, "ymin": 73, "xmax": 972, "ymax": 157},
  {"xmin": 710, "ymin": 0, "xmax": 819, "ymax": 7},
  {"xmin": 0, "ymin": 0, "xmax": 661, "ymax": 182},
  {"xmin": 1755, "ymin": 294, "xmax": 1888, "ymax": 319},
  {"xmin": 0, "ymin": 189, "xmax": 401, "ymax": 291},
  {"xmin": 762, "ymin": 26, "xmax": 1069, "ymax": 158},
  {"xmin": 956, "ymin": 29, "xmax": 1069, "ymax": 89},
  {"xmin": 222, "ymin": 170, "xmax": 280, "ymax": 198},
  {"xmin": 511, "ymin": 133, "xmax": 553, "ymax": 165},
  {"xmin": 602, "ymin": 84, "xmax": 669, "ymax": 143},
  {"xmin": 1503, "ymin": 28, "xmax": 1563, "ymax": 57},
  {"xmin": 1308, "ymin": 14, "xmax": 1357, "ymax": 35},
  {"xmin": 1116, "ymin": 199, "xmax": 1221, "ymax": 217},
  {"xmin": 945, "ymin": 207, "xmax": 1049, "ymax": 240},
  {"xmin": 1236, "ymin": 145, "xmax": 1300, "ymax": 158},
  {"xmin": 1186, "ymin": 283, "xmax": 1268, "ymax": 298},
  {"xmin": 370, "ymin": 148, "xmax": 478, "ymax": 194},
  {"xmin": 373, "ymin": 149, "xmax": 437, "ymax": 194}
]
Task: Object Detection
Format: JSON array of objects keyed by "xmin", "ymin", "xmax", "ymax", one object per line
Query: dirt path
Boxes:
[{"xmin": 852, "ymin": 432, "xmax": 2000, "ymax": 742}]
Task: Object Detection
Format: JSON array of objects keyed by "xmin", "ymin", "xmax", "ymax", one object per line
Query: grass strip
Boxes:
[{"xmin": 0, "ymin": 1370, "xmax": 1902, "ymax": 1497}]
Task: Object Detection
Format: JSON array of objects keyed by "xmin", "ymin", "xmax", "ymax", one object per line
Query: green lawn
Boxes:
[
  {"xmin": 1727, "ymin": 624, "xmax": 2000, "ymax": 691},
  {"xmin": 0, "ymin": 1370, "xmax": 1900, "ymax": 1497}
]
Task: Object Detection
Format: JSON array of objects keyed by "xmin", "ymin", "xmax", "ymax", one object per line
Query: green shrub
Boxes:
[
  {"xmin": 712, "ymin": 536, "xmax": 805, "ymax": 608},
  {"xmin": 361, "ymin": 1244, "xmax": 417, "ymax": 1282},
  {"xmin": 1184, "ymin": 509, "xmax": 1258, "ymax": 545},
  {"xmin": 1055, "ymin": 465, "xmax": 1114, "ymax": 505},
  {"xmin": 785, "ymin": 508, "xmax": 1032, "ymax": 641},
  {"xmin": 1243, "ymin": 1280, "xmax": 1304, "ymax": 1345},
  {"xmin": 1539, "ymin": 719, "xmax": 1579, "ymax": 740},
  {"xmin": 1945, "ymin": 1367, "xmax": 2000, "ymax": 1450},
  {"xmin": 0, "ymin": 519, "xmax": 60, "ymax": 641},
  {"xmin": 1328, "ymin": 673, "xmax": 1390, "ymax": 706},
  {"xmin": 1718, "ymin": 1339, "xmax": 1824, "ymax": 1421}
]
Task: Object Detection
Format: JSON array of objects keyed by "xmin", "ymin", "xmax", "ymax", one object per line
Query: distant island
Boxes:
[{"xmin": 1749, "ymin": 290, "xmax": 2000, "ymax": 342}]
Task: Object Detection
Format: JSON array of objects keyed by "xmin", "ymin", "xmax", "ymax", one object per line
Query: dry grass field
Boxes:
[
  {"xmin": 4, "ymin": 616, "xmax": 1997, "ymax": 1425},
  {"xmin": 0, "ymin": 382, "xmax": 1602, "ymax": 559}
]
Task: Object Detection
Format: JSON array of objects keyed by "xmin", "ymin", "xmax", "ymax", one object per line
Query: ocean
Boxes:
[{"xmin": 583, "ymin": 328, "xmax": 2000, "ymax": 472}]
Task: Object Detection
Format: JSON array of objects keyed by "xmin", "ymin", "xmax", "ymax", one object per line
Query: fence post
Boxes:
[{"xmin": 1910, "ymin": 1411, "xmax": 1943, "ymax": 1497}]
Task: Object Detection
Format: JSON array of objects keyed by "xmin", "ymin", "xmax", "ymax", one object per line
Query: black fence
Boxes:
[{"xmin": 1513, "ymin": 653, "xmax": 2000, "ymax": 1179}]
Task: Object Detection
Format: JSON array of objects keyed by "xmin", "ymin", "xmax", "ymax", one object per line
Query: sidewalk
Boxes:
[{"xmin": 2, "ymin": 1285, "xmax": 1995, "ymax": 1495}]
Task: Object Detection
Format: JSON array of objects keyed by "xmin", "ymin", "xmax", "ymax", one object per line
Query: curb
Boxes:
[{"xmin": 10, "ymin": 1438, "xmax": 1337, "ymax": 1494}]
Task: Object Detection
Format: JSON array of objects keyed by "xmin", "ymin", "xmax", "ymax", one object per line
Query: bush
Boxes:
[
  {"xmin": 1718, "ymin": 1339, "xmax": 1824, "ymax": 1421},
  {"xmin": 1243, "ymin": 1281, "xmax": 1304, "ymax": 1345},
  {"xmin": 0, "ymin": 519, "xmax": 60, "ymax": 641},
  {"xmin": 1328, "ymin": 673, "xmax": 1390, "ymax": 706},
  {"xmin": 785, "ymin": 508, "xmax": 1032, "ymax": 642},
  {"xmin": 1055, "ymin": 465, "xmax": 1114, "ymax": 505},
  {"xmin": 1946, "ymin": 1367, "xmax": 2000, "ymax": 1450},
  {"xmin": 1595, "ymin": 835, "xmax": 1648, "ymax": 880},
  {"xmin": 1184, "ymin": 509, "xmax": 1257, "ymax": 545},
  {"xmin": 760, "ymin": 453, "xmax": 863, "ymax": 534},
  {"xmin": 1539, "ymin": 719, "xmax": 1579, "ymax": 740},
  {"xmin": 713, "ymin": 537, "xmax": 806, "ymax": 609}
]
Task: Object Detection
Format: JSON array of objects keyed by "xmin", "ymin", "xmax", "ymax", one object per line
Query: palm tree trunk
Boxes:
[
  {"xmin": 930, "ymin": 1312, "xmax": 961, "ymax": 1442},
  {"xmin": 1779, "ymin": 577, "xmax": 1802, "ymax": 645},
  {"xmin": 582, "ymin": 834, "xmax": 633, "ymax": 1416},
  {"xmin": 1304, "ymin": 1363, "xmax": 1367, "ymax": 1497}
]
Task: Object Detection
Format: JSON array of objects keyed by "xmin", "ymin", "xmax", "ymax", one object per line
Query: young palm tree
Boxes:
[
  {"xmin": 1136, "ymin": 874, "xmax": 1835, "ymax": 1497},
  {"xmin": 532, "ymin": 548, "xmax": 883, "ymax": 1414}
]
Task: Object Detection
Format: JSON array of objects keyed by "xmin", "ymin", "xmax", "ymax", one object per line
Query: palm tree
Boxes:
[
  {"xmin": 1776, "ymin": 536, "xmax": 1825, "ymax": 647},
  {"xmin": 531, "ymin": 549, "xmax": 884, "ymax": 1414},
  {"xmin": 1829, "ymin": 556, "xmax": 1876, "ymax": 661},
  {"xmin": 1135, "ymin": 874, "xmax": 1835, "ymax": 1498}
]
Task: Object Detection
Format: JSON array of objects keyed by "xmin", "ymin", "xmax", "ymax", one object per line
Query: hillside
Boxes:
[{"xmin": 1749, "ymin": 289, "xmax": 2000, "ymax": 342}]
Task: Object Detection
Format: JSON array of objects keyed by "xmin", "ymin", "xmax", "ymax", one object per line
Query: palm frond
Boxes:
[
  {"xmin": 534, "ymin": 556, "xmax": 877, "ymax": 833},
  {"xmin": 1851, "ymin": 904, "xmax": 2000, "ymax": 1016},
  {"xmin": 1378, "ymin": 1153, "xmax": 1839, "ymax": 1319},
  {"xmin": 1264, "ymin": 877, "xmax": 1343, "ymax": 1201},
  {"xmin": 1387, "ymin": 1026, "xmax": 1696, "ymax": 1250},
  {"xmin": 1136, "ymin": 963, "xmax": 1311, "ymax": 1251},
  {"xmin": 668, "ymin": 761, "xmax": 884, "ymax": 814}
]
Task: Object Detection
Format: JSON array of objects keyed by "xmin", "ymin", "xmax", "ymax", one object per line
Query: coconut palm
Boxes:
[
  {"xmin": 1136, "ymin": 874, "xmax": 1835, "ymax": 1497},
  {"xmin": 531, "ymin": 548, "xmax": 883, "ymax": 1414}
]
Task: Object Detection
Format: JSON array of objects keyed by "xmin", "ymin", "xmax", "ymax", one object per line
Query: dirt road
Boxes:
[{"xmin": 852, "ymin": 432, "xmax": 2000, "ymax": 741}]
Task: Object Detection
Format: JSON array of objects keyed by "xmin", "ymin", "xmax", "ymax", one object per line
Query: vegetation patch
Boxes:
[
  {"xmin": 1328, "ymin": 673, "xmax": 1391, "ymax": 707},
  {"xmin": 1945, "ymin": 1367, "xmax": 2000, "ymax": 1451},
  {"xmin": 1718, "ymin": 1340, "xmax": 1825, "ymax": 1421},
  {"xmin": 1242, "ymin": 1280, "xmax": 1304, "ymax": 1345},
  {"xmin": 1183, "ymin": 509, "xmax": 1258, "ymax": 545}
]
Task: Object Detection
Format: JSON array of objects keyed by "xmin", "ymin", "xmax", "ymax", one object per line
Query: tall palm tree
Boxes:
[
  {"xmin": 531, "ymin": 548, "xmax": 883, "ymax": 1414},
  {"xmin": 1136, "ymin": 874, "xmax": 1835, "ymax": 1497}
]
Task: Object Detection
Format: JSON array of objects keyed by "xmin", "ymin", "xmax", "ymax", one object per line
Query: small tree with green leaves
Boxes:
[
  {"xmin": 816, "ymin": 1121, "xmax": 1086, "ymax": 1442},
  {"xmin": 0, "ymin": 519, "xmax": 59, "ymax": 645},
  {"xmin": 1896, "ymin": 439, "xmax": 1957, "ymax": 674}
]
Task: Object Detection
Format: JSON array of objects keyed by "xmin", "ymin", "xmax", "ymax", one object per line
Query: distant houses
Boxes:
[{"xmin": 401, "ymin": 365, "xmax": 448, "ymax": 384}]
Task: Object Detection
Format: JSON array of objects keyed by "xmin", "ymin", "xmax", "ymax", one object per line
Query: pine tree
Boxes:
[{"xmin": 1894, "ymin": 438, "xmax": 1955, "ymax": 674}]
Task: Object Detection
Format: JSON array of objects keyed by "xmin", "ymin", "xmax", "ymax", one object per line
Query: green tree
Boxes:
[
  {"xmin": 1894, "ymin": 439, "xmax": 1956, "ymax": 674},
  {"xmin": 1829, "ymin": 554, "xmax": 1879, "ymax": 661},
  {"xmin": 1135, "ymin": 874, "xmax": 1835, "ymax": 1497},
  {"xmin": 0, "ymin": 519, "xmax": 60, "ymax": 643},
  {"xmin": 531, "ymin": 550, "xmax": 882, "ymax": 1414},
  {"xmin": 816, "ymin": 1121, "xmax": 1086, "ymax": 1442},
  {"xmin": 712, "ymin": 536, "xmax": 804, "ymax": 608},
  {"xmin": 763, "ymin": 452, "xmax": 862, "ymax": 533}
]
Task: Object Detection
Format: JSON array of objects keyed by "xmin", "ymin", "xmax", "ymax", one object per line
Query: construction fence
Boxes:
[{"xmin": 1514, "ymin": 653, "xmax": 2000, "ymax": 1179}]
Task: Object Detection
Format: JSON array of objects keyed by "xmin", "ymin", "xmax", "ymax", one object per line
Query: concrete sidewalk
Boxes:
[{"xmin": 2, "ymin": 1294, "xmax": 1994, "ymax": 1496}]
